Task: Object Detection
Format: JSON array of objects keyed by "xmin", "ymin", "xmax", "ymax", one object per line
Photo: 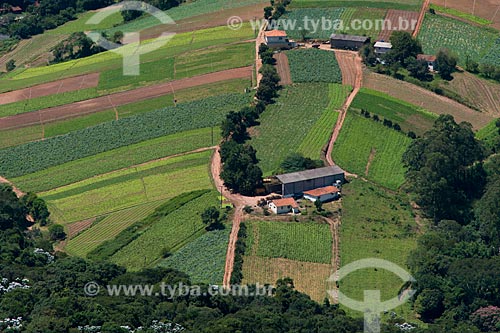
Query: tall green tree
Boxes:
[
  {"xmin": 387, "ymin": 31, "xmax": 422, "ymax": 64},
  {"xmin": 435, "ymin": 48, "xmax": 457, "ymax": 80}
]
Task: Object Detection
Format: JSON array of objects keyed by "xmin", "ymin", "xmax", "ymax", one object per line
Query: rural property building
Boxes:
[
  {"xmin": 269, "ymin": 197, "xmax": 300, "ymax": 214},
  {"xmin": 330, "ymin": 34, "xmax": 370, "ymax": 50},
  {"xmin": 264, "ymin": 30, "xmax": 297, "ymax": 49},
  {"xmin": 274, "ymin": 166, "xmax": 345, "ymax": 196},
  {"xmin": 374, "ymin": 41, "xmax": 392, "ymax": 55},
  {"xmin": 303, "ymin": 186, "xmax": 340, "ymax": 203},
  {"xmin": 417, "ymin": 54, "xmax": 437, "ymax": 71}
]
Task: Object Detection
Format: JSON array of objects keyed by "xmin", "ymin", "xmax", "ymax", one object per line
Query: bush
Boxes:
[{"xmin": 48, "ymin": 224, "xmax": 66, "ymax": 241}]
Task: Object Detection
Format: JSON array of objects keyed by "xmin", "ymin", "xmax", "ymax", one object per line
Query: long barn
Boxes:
[{"xmin": 274, "ymin": 166, "xmax": 345, "ymax": 196}]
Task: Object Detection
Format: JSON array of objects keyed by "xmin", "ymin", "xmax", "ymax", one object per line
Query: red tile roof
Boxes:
[
  {"xmin": 303, "ymin": 186, "xmax": 339, "ymax": 197},
  {"xmin": 265, "ymin": 30, "xmax": 287, "ymax": 37},
  {"xmin": 271, "ymin": 197, "xmax": 299, "ymax": 208},
  {"xmin": 417, "ymin": 54, "xmax": 436, "ymax": 62}
]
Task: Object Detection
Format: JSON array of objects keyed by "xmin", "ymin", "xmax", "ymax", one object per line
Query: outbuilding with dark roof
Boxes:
[
  {"xmin": 274, "ymin": 166, "xmax": 345, "ymax": 196},
  {"xmin": 330, "ymin": 34, "xmax": 370, "ymax": 50}
]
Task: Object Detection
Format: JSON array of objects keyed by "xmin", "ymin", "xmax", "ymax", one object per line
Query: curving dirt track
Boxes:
[
  {"xmin": 0, "ymin": 73, "xmax": 100, "ymax": 105},
  {"xmin": 0, "ymin": 66, "xmax": 253, "ymax": 130},
  {"xmin": 413, "ymin": 0, "xmax": 431, "ymax": 37},
  {"xmin": 0, "ymin": 176, "xmax": 25, "ymax": 198},
  {"xmin": 326, "ymin": 50, "xmax": 362, "ymax": 168},
  {"xmin": 274, "ymin": 52, "xmax": 292, "ymax": 85}
]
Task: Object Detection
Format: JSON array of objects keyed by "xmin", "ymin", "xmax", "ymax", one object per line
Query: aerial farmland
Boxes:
[{"xmin": 0, "ymin": 0, "xmax": 499, "ymax": 331}]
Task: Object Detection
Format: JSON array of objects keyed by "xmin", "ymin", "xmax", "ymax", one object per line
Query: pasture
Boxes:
[
  {"xmin": 339, "ymin": 179, "xmax": 418, "ymax": 319},
  {"xmin": 350, "ymin": 88, "xmax": 437, "ymax": 135},
  {"xmin": 289, "ymin": 0, "xmax": 422, "ymax": 11},
  {"xmin": 110, "ymin": 191, "xmax": 219, "ymax": 270},
  {"xmin": 251, "ymin": 83, "xmax": 332, "ymax": 175},
  {"xmin": 158, "ymin": 228, "xmax": 230, "ymax": 284},
  {"xmin": 332, "ymin": 113, "xmax": 412, "ymax": 189},
  {"xmin": 246, "ymin": 221, "xmax": 333, "ymax": 264},
  {"xmin": 418, "ymin": 14, "xmax": 499, "ymax": 65},
  {"xmin": 286, "ymin": 49, "xmax": 342, "ymax": 83},
  {"xmin": 40, "ymin": 150, "xmax": 213, "ymax": 224}
]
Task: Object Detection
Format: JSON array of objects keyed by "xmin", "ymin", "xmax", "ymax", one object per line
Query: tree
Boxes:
[
  {"xmin": 280, "ymin": 153, "xmax": 322, "ymax": 173},
  {"xmin": 435, "ymin": 48, "xmax": 457, "ymax": 80},
  {"xmin": 405, "ymin": 56, "xmax": 430, "ymax": 81},
  {"xmin": 360, "ymin": 44, "xmax": 377, "ymax": 66},
  {"xmin": 21, "ymin": 192, "xmax": 50, "ymax": 226},
  {"xmin": 475, "ymin": 177, "xmax": 500, "ymax": 248},
  {"xmin": 264, "ymin": 6, "xmax": 273, "ymax": 20},
  {"xmin": 0, "ymin": 184, "xmax": 26, "ymax": 230},
  {"xmin": 5, "ymin": 59, "xmax": 16, "ymax": 71},
  {"xmin": 414, "ymin": 289, "xmax": 444, "ymax": 322},
  {"xmin": 201, "ymin": 207, "xmax": 221, "ymax": 231},
  {"xmin": 465, "ymin": 54, "xmax": 479, "ymax": 73},
  {"xmin": 48, "ymin": 224, "xmax": 66, "ymax": 241},
  {"xmin": 388, "ymin": 31, "xmax": 422, "ymax": 64},
  {"xmin": 402, "ymin": 115, "xmax": 485, "ymax": 223},
  {"xmin": 314, "ymin": 199, "xmax": 323, "ymax": 212},
  {"xmin": 111, "ymin": 31, "xmax": 124, "ymax": 44}
]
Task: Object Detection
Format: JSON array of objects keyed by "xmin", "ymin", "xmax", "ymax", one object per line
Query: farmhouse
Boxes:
[
  {"xmin": 264, "ymin": 30, "xmax": 297, "ymax": 49},
  {"xmin": 417, "ymin": 54, "xmax": 437, "ymax": 71},
  {"xmin": 303, "ymin": 186, "xmax": 340, "ymax": 203},
  {"xmin": 330, "ymin": 34, "xmax": 370, "ymax": 50},
  {"xmin": 374, "ymin": 41, "xmax": 392, "ymax": 55},
  {"xmin": 274, "ymin": 165, "xmax": 345, "ymax": 196},
  {"xmin": 269, "ymin": 198, "xmax": 300, "ymax": 214}
]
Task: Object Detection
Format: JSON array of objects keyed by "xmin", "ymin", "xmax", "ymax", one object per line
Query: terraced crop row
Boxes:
[
  {"xmin": 286, "ymin": 49, "xmax": 342, "ymax": 83},
  {"xmin": 0, "ymin": 93, "xmax": 249, "ymax": 178}
]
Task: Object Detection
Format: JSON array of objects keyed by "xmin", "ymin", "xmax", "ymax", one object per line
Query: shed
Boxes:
[
  {"xmin": 330, "ymin": 34, "xmax": 370, "ymax": 50},
  {"xmin": 374, "ymin": 41, "xmax": 392, "ymax": 55},
  {"xmin": 264, "ymin": 30, "xmax": 296, "ymax": 49},
  {"xmin": 275, "ymin": 166, "xmax": 345, "ymax": 196},
  {"xmin": 303, "ymin": 186, "xmax": 340, "ymax": 203},
  {"xmin": 269, "ymin": 198, "xmax": 300, "ymax": 214}
]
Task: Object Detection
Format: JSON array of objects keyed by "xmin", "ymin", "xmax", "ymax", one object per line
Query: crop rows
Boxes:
[
  {"xmin": 332, "ymin": 113, "xmax": 411, "ymax": 189},
  {"xmin": 42, "ymin": 151, "xmax": 213, "ymax": 224},
  {"xmin": 298, "ymin": 84, "xmax": 351, "ymax": 159},
  {"xmin": 419, "ymin": 14, "xmax": 498, "ymax": 65},
  {"xmin": 1, "ymin": 93, "xmax": 249, "ymax": 178},
  {"xmin": 159, "ymin": 228, "xmax": 230, "ymax": 284},
  {"xmin": 65, "ymin": 201, "xmax": 164, "ymax": 257},
  {"xmin": 289, "ymin": 0, "xmax": 421, "ymax": 11},
  {"xmin": 246, "ymin": 221, "xmax": 332, "ymax": 264},
  {"xmin": 111, "ymin": 191, "xmax": 219, "ymax": 270},
  {"xmin": 251, "ymin": 83, "xmax": 331, "ymax": 175},
  {"xmin": 481, "ymin": 38, "xmax": 500, "ymax": 66},
  {"xmin": 286, "ymin": 49, "xmax": 342, "ymax": 83}
]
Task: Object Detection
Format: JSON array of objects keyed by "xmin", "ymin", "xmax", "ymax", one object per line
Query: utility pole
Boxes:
[{"xmin": 472, "ymin": 0, "xmax": 476, "ymax": 16}]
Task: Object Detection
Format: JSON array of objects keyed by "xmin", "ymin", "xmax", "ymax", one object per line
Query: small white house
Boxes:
[
  {"xmin": 303, "ymin": 186, "xmax": 340, "ymax": 203},
  {"xmin": 417, "ymin": 54, "xmax": 437, "ymax": 71},
  {"xmin": 374, "ymin": 41, "xmax": 392, "ymax": 55},
  {"xmin": 269, "ymin": 198, "xmax": 300, "ymax": 214},
  {"xmin": 264, "ymin": 30, "xmax": 297, "ymax": 49}
]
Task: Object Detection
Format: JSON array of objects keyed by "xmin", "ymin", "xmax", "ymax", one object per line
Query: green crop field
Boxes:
[
  {"xmin": 297, "ymin": 84, "xmax": 351, "ymax": 159},
  {"xmin": 418, "ymin": 14, "xmax": 499, "ymax": 66},
  {"xmin": 106, "ymin": 0, "xmax": 266, "ymax": 34},
  {"xmin": 251, "ymin": 83, "xmax": 332, "ymax": 175},
  {"xmin": 339, "ymin": 179, "xmax": 418, "ymax": 319},
  {"xmin": 0, "ymin": 125, "xmax": 43, "ymax": 149},
  {"xmin": 289, "ymin": 0, "xmax": 421, "ymax": 11},
  {"xmin": 65, "ymin": 201, "xmax": 164, "ymax": 257},
  {"xmin": 159, "ymin": 228, "xmax": 230, "ymax": 284},
  {"xmin": 286, "ymin": 49, "xmax": 342, "ymax": 83},
  {"xmin": 111, "ymin": 191, "xmax": 219, "ymax": 270},
  {"xmin": 40, "ymin": 151, "xmax": 213, "ymax": 224},
  {"xmin": 350, "ymin": 88, "xmax": 437, "ymax": 135},
  {"xmin": 48, "ymin": 10, "xmax": 124, "ymax": 34},
  {"xmin": 332, "ymin": 113, "xmax": 412, "ymax": 189},
  {"xmin": 429, "ymin": 4, "xmax": 492, "ymax": 26},
  {"xmin": 246, "ymin": 221, "xmax": 332, "ymax": 264},
  {"xmin": 280, "ymin": 8, "xmax": 344, "ymax": 40},
  {"xmin": 13, "ymin": 127, "xmax": 218, "ymax": 193},
  {"xmin": 481, "ymin": 38, "xmax": 500, "ymax": 66},
  {"xmin": 0, "ymin": 93, "xmax": 249, "ymax": 178},
  {"xmin": 0, "ymin": 88, "xmax": 99, "ymax": 118},
  {"xmin": 339, "ymin": 7, "xmax": 387, "ymax": 39},
  {"xmin": 0, "ymin": 24, "xmax": 254, "ymax": 93}
]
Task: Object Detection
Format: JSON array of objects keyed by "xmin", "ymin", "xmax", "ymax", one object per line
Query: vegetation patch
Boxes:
[
  {"xmin": 158, "ymin": 228, "xmax": 230, "ymax": 284},
  {"xmin": 332, "ymin": 113, "xmax": 412, "ymax": 189},
  {"xmin": 286, "ymin": 49, "xmax": 342, "ymax": 83},
  {"xmin": 111, "ymin": 191, "xmax": 219, "ymax": 270},
  {"xmin": 429, "ymin": 4, "xmax": 492, "ymax": 26},
  {"xmin": 289, "ymin": 0, "xmax": 421, "ymax": 11}
]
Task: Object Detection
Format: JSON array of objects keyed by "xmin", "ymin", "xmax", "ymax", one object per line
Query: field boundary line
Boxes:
[{"xmin": 413, "ymin": 0, "xmax": 430, "ymax": 37}]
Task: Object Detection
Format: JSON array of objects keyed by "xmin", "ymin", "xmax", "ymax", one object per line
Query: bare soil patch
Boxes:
[
  {"xmin": 378, "ymin": 10, "xmax": 420, "ymax": 41},
  {"xmin": 365, "ymin": 148, "xmax": 376, "ymax": 176},
  {"xmin": 362, "ymin": 70, "xmax": 494, "ymax": 129},
  {"xmin": 0, "ymin": 73, "xmax": 100, "ymax": 105},
  {"xmin": 431, "ymin": 0, "xmax": 500, "ymax": 30},
  {"xmin": 274, "ymin": 52, "xmax": 292, "ymax": 85},
  {"xmin": 67, "ymin": 218, "xmax": 96, "ymax": 239},
  {"xmin": 0, "ymin": 66, "xmax": 252, "ymax": 130}
]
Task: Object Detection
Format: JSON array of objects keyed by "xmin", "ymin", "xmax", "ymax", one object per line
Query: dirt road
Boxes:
[
  {"xmin": 274, "ymin": 52, "xmax": 292, "ymax": 85},
  {"xmin": 324, "ymin": 216, "xmax": 341, "ymax": 303},
  {"xmin": 0, "ymin": 66, "xmax": 253, "ymax": 130},
  {"xmin": 326, "ymin": 50, "xmax": 363, "ymax": 167},
  {"xmin": 0, "ymin": 176, "xmax": 25, "ymax": 198},
  {"xmin": 0, "ymin": 73, "xmax": 100, "ymax": 105},
  {"xmin": 413, "ymin": 0, "xmax": 431, "ymax": 37},
  {"xmin": 255, "ymin": 21, "xmax": 267, "ymax": 86}
]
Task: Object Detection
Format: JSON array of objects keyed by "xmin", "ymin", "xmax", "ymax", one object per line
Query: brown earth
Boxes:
[
  {"xmin": 0, "ymin": 73, "xmax": 100, "ymax": 105},
  {"xmin": 413, "ymin": 0, "xmax": 431, "ymax": 37},
  {"xmin": 274, "ymin": 52, "xmax": 292, "ymax": 85},
  {"xmin": 431, "ymin": 0, "xmax": 500, "ymax": 30},
  {"xmin": 67, "ymin": 218, "xmax": 96, "ymax": 239},
  {"xmin": 0, "ymin": 66, "xmax": 253, "ymax": 130},
  {"xmin": 362, "ymin": 70, "xmax": 494, "ymax": 130},
  {"xmin": 378, "ymin": 9, "xmax": 420, "ymax": 41}
]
